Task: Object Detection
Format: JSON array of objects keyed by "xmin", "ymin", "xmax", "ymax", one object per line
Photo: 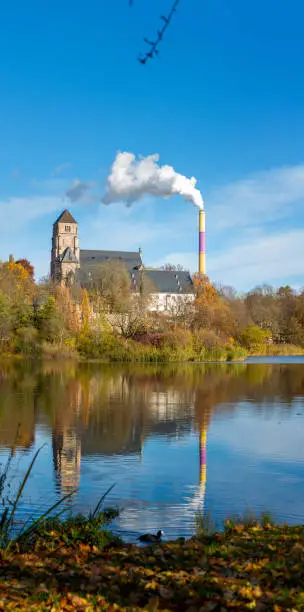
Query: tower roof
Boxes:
[{"xmin": 54, "ymin": 209, "xmax": 77, "ymax": 225}]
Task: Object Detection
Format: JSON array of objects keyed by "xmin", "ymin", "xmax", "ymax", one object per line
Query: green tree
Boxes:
[
  {"xmin": 0, "ymin": 293, "xmax": 12, "ymax": 349},
  {"xmin": 36, "ymin": 297, "xmax": 65, "ymax": 344}
]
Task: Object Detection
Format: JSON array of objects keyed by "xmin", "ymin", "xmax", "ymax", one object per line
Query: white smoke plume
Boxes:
[{"xmin": 102, "ymin": 152, "xmax": 204, "ymax": 209}]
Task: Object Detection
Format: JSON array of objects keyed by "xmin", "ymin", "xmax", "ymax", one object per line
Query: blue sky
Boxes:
[{"xmin": 1, "ymin": 0, "xmax": 304, "ymax": 290}]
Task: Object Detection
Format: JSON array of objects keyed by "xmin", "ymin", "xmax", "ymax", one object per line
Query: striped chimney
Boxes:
[{"xmin": 199, "ymin": 209, "xmax": 206, "ymax": 275}]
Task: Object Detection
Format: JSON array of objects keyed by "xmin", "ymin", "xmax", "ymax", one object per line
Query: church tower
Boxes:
[{"xmin": 51, "ymin": 210, "xmax": 80, "ymax": 284}]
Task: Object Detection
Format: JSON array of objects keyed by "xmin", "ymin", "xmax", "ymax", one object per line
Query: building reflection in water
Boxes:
[
  {"xmin": 50, "ymin": 371, "xmax": 209, "ymax": 516},
  {"xmin": 52, "ymin": 429, "xmax": 81, "ymax": 495},
  {"xmin": 1, "ymin": 361, "xmax": 304, "ymax": 536}
]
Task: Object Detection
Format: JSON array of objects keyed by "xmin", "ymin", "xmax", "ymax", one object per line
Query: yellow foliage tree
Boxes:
[
  {"xmin": 192, "ymin": 274, "xmax": 236, "ymax": 337},
  {"xmin": 0, "ymin": 260, "xmax": 35, "ymax": 304},
  {"xmin": 80, "ymin": 289, "xmax": 91, "ymax": 332}
]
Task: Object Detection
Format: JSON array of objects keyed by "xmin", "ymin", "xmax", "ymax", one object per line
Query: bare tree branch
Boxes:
[{"xmin": 130, "ymin": 0, "xmax": 180, "ymax": 64}]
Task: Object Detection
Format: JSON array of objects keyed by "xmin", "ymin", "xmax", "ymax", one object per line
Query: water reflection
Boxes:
[{"xmin": 0, "ymin": 360, "xmax": 303, "ymax": 539}]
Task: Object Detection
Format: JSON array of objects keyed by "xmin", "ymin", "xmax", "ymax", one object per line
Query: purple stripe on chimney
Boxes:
[
  {"xmin": 199, "ymin": 232, "xmax": 206, "ymax": 253},
  {"xmin": 200, "ymin": 448, "xmax": 206, "ymax": 465}
]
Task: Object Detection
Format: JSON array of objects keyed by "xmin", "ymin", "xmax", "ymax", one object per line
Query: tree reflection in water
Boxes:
[{"xmin": 0, "ymin": 359, "xmax": 303, "ymax": 536}]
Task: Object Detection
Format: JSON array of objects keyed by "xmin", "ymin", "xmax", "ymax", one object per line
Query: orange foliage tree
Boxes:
[
  {"xmin": 15, "ymin": 259, "xmax": 35, "ymax": 279},
  {"xmin": 192, "ymin": 274, "xmax": 236, "ymax": 338}
]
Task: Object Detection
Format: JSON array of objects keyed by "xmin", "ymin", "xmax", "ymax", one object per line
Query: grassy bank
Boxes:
[
  {"xmin": 1, "ymin": 517, "xmax": 304, "ymax": 610},
  {"xmin": 5, "ymin": 328, "xmax": 304, "ymax": 362},
  {"xmin": 76, "ymin": 332, "xmax": 248, "ymax": 363},
  {"xmin": 250, "ymin": 343, "xmax": 304, "ymax": 357}
]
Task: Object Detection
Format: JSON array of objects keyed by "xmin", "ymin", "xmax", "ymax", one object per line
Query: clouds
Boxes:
[
  {"xmin": 51, "ymin": 162, "xmax": 72, "ymax": 177},
  {"xmin": 0, "ymin": 195, "xmax": 62, "ymax": 229},
  {"xmin": 65, "ymin": 179, "xmax": 96, "ymax": 204},
  {"xmin": 206, "ymin": 165, "xmax": 304, "ymax": 287},
  {"xmin": 153, "ymin": 163, "xmax": 304, "ymax": 289},
  {"xmin": 157, "ymin": 227, "xmax": 304, "ymax": 289},
  {"xmin": 80, "ymin": 201, "xmax": 175, "ymax": 252},
  {"xmin": 1, "ymin": 160, "xmax": 304, "ymax": 290},
  {"xmin": 208, "ymin": 164, "xmax": 304, "ymax": 232},
  {"xmin": 209, "ymin": 228, "xmax": 304, "ymax": 288},
  {"xmin": 0, "ymin": 193, "xmax": 65, "ymax": 281}
]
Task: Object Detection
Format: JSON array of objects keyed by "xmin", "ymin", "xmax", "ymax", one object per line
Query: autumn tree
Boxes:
[
  {"xmin": 80, "ymin": 289, "xmax": 91, "ymax": 332},
  {"xmin": 88, "ymin": 260, "xmax": 131, "ymax": 312},
  {"xmin": 245, "ymin": 285, "xmax": 281, "ymax": 341},
  {"xmin": 15, "ymin": 259, "xmax": 34, "ymax": 279},
  {"xmin": 110, "ymin": 271, "xmax": 155, "ymax": 338},
  {"xmin": 54, "ymin": 285, "xmax": 80, "ymax": 333},
  {"xmin": 0, "ymin": 260, "xmax": 35, "ymax": 304},
  {"xmin": 240, "ymin": 324, "xmax": 272, "ymax": 352},
  {"xmin": 192, "ymin": 274, "xmax": 236, "ymax": 338},
  {"xmin": 0, "ymin": 293, "xmax": 12, "ymax": 349}
]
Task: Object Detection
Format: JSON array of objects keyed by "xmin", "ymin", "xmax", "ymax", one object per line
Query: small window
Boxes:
[{"xmin": 65, "ymin": 225, "xmax": 71, "ymax": 232}]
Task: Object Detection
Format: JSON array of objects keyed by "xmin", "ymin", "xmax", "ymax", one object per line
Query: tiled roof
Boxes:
[
  {"xmin": 54, "ymin": 209, "xmax": 77, "ymax": 225},
  {"xmin": 75, "ymin": 249, "xmax": 193, "ymax": 295},
  {"xmin": 80, "ymin": 249, "xmax": 142, "ymax": 274},
  {"xmin": 143, "ymin": 269, "xmax": 193, "ymax": 294}
]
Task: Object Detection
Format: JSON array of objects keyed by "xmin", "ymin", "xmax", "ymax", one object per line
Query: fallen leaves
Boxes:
[{"xmin": 0, "ymin": 524, "xmax": 304, "ymax": 610}]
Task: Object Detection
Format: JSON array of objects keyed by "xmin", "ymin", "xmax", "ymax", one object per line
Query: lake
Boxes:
[{"xmin": 0, "ymin": 358, "xmax": 304, "ymax": 542}]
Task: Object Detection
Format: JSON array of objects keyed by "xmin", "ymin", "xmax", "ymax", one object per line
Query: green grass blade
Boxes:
[
  {"xmin": 4, "ymin": 444, "xmax": 46, "ymax": 538},
  {"xmin": 92, "ymin": 484, "xmax": 116, "ymax": 518},
  {"xmin": 0, "ymin": 424, "xmax": 21, "ymax": 498},
  {"xmin": 18, "ymin": 489, "xmax": 77, "ymax": 542}
]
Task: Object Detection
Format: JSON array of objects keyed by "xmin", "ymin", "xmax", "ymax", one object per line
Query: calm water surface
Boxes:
[{"xmin": 0, "ymin": 358, "xmax": 303, "ymax": 541}]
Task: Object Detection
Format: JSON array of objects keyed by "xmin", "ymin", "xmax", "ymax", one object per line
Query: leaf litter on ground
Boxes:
[{"xmin": 0, "ymin": 521, "xmax": 304, "ymax": 610}]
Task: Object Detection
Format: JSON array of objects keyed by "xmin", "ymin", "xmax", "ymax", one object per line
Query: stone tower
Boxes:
[{"xmin": 51, "ymin": 210, "xmax": 80, "ymax": 284}]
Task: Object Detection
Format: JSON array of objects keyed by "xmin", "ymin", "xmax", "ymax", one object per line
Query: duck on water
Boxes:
[{"xmin": 138, "ymin": 530, "xmax": 164, "ymax": 543}]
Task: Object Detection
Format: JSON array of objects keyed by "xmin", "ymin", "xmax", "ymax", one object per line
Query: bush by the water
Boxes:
[{"xmin": 76, "ymin": 330, "xmax": 247, "ymax": 362}]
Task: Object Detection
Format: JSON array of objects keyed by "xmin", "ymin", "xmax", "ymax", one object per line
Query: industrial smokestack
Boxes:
[{"xmin": 199, "ymin": 210, "xmax": 206, "ymax": 275}]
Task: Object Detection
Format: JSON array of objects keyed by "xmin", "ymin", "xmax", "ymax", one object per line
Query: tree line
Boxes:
[{"xmin": 0, "ymin": 255, "xmax": 303, "ymax": 360}]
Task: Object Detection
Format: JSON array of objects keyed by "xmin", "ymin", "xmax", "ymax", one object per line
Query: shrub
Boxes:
[
  {"xmin": 162, "ymin": 329, "xmax": 193, "ymax": 350},
  {"xmin": 132, "ymin": 332, "xmax": 164, "ymax": 348},
  {"xmin": 14, "ymin": 326, "xmax": 39, "ymax": 356},
  {"xmin": 240, "ymin": 324, "xmax": 272, "ymax": 352},
  {"xmin": 41, "ymin": 342, "xmax": 78, "ymax": 359},
  {"xmin": 193, "ymin": 329, "xmax": 222, "ymax": 353}
]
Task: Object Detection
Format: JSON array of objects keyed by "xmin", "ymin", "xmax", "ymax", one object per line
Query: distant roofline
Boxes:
[
  {"xmin": 80, "ymin": 249, "xmax": 141, "ymax": 256},
  {"xmin": 144, "ymin": 267, "xmax": 191, "ymax": 274}
]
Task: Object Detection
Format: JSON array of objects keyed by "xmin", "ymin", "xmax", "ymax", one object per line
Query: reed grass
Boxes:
[
  {"xmin": 195, "ymin": 508, "xmax": 275, "ymax": 537},
  {"xmin": 251, "ymin": 343, "xmax": 304, "ymax": 356},
  {"xmin": 0, "ymin": 431, "xmax": 118, "ymax": 551}
]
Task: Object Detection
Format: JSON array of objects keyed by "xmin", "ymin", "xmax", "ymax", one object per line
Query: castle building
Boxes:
[
  {"xmin": 51, "ymin": 210, "xmax": 80, "ymax": 284},
  {"xmin": 50, "ymin": 209, "xmax": 194, "ymax": 312}
]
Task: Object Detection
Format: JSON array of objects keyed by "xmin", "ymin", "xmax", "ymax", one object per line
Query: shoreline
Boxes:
[
  {"xmin": 1, "ymin": 521, "xmax": 304, "ymax": 610},
  {"xmin": 1, "ymin": 353, "xmax": 304, "ymax": 364}
]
